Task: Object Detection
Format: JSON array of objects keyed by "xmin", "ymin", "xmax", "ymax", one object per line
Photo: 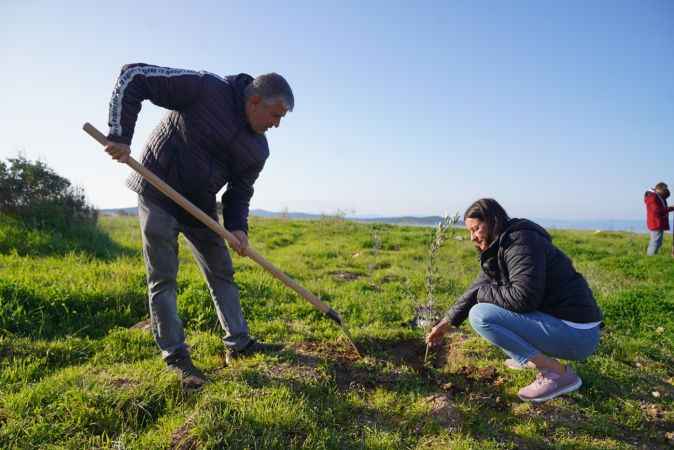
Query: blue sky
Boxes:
[{"xmin": 1, "ymin": 1, "xmax": 672, "ymax": 220}]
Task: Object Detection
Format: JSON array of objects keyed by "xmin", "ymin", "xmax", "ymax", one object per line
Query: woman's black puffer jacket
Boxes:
[{"xmin": 445, "ymin": 219, "xmax": 603, "ymax": 326}]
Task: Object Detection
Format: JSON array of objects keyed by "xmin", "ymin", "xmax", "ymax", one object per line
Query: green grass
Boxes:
[{"xmin": 0, "ymin": 215, "xmax": 673, "ymax": 449}]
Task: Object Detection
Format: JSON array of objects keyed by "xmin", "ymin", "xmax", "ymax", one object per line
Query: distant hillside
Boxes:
[
  {"xmin": 98, "ymin": 207, "xmax": 138, "ymax": 216},
  {"xmin": 98, "ymin": 207, "xmax": 450, "ymax": 227},
  {"xmin": 250, "ymin": 209, "xmax": 449, "ymax": 226},
  {"xmin": 98, "ymin": 207, "xmax": 646, "ymax": 232}
]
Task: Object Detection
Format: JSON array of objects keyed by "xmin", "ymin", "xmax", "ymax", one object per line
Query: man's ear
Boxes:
[{"xmin": 248, "ymin": 94, "xmax": 262, "ymax": 107}]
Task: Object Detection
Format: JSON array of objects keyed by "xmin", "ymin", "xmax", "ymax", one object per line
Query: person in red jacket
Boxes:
[{"xmin": 644, "ymin": 182, "xmax": 674, "ymax": 256}]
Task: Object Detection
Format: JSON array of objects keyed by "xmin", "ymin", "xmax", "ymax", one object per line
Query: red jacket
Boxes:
[{"xmin": 645, "ymin": 190, "xmax": 670, "ymax": 231}]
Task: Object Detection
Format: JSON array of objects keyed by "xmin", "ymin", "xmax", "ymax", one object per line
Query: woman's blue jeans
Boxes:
[
  {"xmin": 468, "ymin": 303, "xmax": 600, "ymax": 365},
  {"xmin": 647, "ymin": 230, "xmax": 664, "ymax": 256}
]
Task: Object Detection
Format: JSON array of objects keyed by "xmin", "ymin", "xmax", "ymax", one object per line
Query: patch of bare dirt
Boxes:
[
  {"xmin": 382, "ymin": 338, "xmax": 427, "ymax": 370},
  {"xmin": 467, "ymin": 390, "xmax": 508, "ymax": 412},
  {"xmin": 330, "ymin": 271, "xmax": 363, "ymax": 282},
  {"xmin": 378, "ymin": 274, "xmax": 402, "ymax": 284},
  {"xmin": 455, "ymin": 365, "xmax": 499, "ymax": 383},
  {"xmin": 642, "ymin": 402, "xmax": 668, "ymax": 422},
  {"xmin": 130, "ymin": 318, "xmax": 152, "ymax": 331},
  {"xmin": 262, "ymin": 360, "xmax": 325, "ymax": 384},
  {"xmin": 425, "ymin": 393, "xmax": 462, "ymax": 430},
  {"xmin": 359, "ymin": 337, "xmax": 429, "ymax": 371},
  {"xmin": 333, "ymin": 363, "xmax": 392, "ymax": 390},
  {"xmin": 291, "ymin": 339, "xmax": 435, "ymax": 391},
  {"xmin": 639, "ymin": 401, "xmax": 674, "ymax": 444},
  {"xmin": 436, "ymin": 362, "xmax": 509, "ymax": 411},
  {"xmin": 368, "ymin": 261, "xmax": 391, "ymax": 270},
  {"xmin": 457, "ymin": 366, "xmax": 502, "ymax": 390},
  {"xmin": 292, "ymin": 340, "xmax": 361, "ymax": 364},
  {"xmin": 170, "ymin": 414, "xmax": 198, "ymax": 450},
  {"xmin": 108, "ymin": 378, "xmax": 138, "ymax": 389},
  {"xmin": 291, "ymin": 337, "xmax": 508, "ymax": 398},
  {"xmin": 445, "ymin": 329, "xmax": 471, "ymax": 355}
]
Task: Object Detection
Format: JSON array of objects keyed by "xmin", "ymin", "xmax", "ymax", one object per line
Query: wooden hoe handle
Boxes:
[{"xmin": 83, "ymin": 122, "xmax": 343, "ymax": 325}]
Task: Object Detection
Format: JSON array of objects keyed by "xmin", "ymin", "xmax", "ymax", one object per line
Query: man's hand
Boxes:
[
  {"xmin": 230, "ymin": 230, "xmax": 249, "ymax": 256},
  {"xmin": 104, "ymin": 142, "xmax": 131, "ymax": 163},
  {"xmin": 426, "ymin": 318, "xmax": 452, "ymax": 348}
]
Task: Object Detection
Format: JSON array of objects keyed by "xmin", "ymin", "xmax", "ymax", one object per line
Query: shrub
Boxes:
[{"xmin": 0, "ymin": 156, "xmax": 97, "ymax": 230}]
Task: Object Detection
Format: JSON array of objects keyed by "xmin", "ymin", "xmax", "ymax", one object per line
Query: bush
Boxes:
[{"xmin": 0, "ymin": 156, "xmax": 97, "ymax": 229}]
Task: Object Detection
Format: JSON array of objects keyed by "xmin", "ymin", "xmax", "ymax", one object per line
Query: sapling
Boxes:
[{"xmin": 420, "ymin": 213, "xmax": 460, "ymax": 364}]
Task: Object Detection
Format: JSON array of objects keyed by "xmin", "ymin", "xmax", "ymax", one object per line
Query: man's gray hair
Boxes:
[{"xmin": 245, "ymin": 73, "xmax": 294, "ymax": 111}]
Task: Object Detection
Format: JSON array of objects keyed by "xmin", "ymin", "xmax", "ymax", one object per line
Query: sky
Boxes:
[{"xmin": 1, "ymin": 0, "xmax": 672, "ymax": 221}]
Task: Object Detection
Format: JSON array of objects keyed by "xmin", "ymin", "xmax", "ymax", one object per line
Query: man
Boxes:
[
  {"xmin": 104, "ymin": 63, "xmax": 293, "ymax": 389},
  {"xmin": 644, "ymin": 182, "xmax": 674, "ymax": 256}
]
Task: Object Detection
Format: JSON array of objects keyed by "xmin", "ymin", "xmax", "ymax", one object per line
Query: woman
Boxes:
[
  {"xmin": 426, "ymin": 199, "xmax": 602, "ymax": 402},
  {"xmin": 643, "ymin": 182, "xmax": 674, "ymax": 256}
]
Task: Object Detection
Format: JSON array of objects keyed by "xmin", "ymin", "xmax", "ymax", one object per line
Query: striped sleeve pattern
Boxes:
[{"xmin": 107, "ymin": 64, "xmax": 204, "ymax": 144}]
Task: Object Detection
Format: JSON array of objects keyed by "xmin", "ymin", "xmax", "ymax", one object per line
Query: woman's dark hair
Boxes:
[
  {"xmin": 655, "ymin": 182, "xmax": 670, "ymax": 200},
  {"xmin": 464, "ymin": 198, "xmax": 511, "ymax": 246}
]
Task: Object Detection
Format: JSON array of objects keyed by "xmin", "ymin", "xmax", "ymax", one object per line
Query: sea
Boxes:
[{"xmin": 532, "ymin": 219, "xmax": 647, "ymax": 234}]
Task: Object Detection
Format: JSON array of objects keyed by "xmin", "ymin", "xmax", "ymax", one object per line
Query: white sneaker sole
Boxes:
[{"xmin": 518, "ymin": 377, "xmax": 583, "ymax": 403}]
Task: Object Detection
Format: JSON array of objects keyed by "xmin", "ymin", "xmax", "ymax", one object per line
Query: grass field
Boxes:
[{"xmin": 0, "ymin": 214, "xmax": 672, "ymax": 449}]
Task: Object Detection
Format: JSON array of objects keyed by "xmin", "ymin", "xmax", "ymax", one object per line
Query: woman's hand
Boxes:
[{"xmin": 426, "ymin": 318, "xmax": 451, "ymax": 347}]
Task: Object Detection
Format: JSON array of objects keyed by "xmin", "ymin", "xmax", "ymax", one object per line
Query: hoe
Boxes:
[{"xmin": 83, "ymin": 122, "xmax": 360, "ymax": 357}]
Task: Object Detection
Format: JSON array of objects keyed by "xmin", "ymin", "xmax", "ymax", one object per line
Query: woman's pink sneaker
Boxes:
[{"xmin": 517, "ymin": 366, "xmax": 582, "ymax": 402}]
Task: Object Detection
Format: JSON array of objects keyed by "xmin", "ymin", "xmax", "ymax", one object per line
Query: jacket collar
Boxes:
[{"xmin": 647, "ymin": 188, "xmax": 667, "ymax": 208}]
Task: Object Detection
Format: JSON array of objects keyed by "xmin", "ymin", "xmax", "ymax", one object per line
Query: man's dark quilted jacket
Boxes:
[
  {"xmin": 106, "ymin": 63, "xmax": 269, "ymax": 232},
  {"xmin": 445, "ymin": 219, "xmax": 603, "ymax": 326}
]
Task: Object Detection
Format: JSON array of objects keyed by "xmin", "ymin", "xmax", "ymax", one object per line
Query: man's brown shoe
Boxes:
[
  {"xmin": 166, "ymin": 350, "xmax": 207, "ymax": 391},
  {"xmin": 224, "ymin": 339, "xmax": 282, "ymax": 365}
]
